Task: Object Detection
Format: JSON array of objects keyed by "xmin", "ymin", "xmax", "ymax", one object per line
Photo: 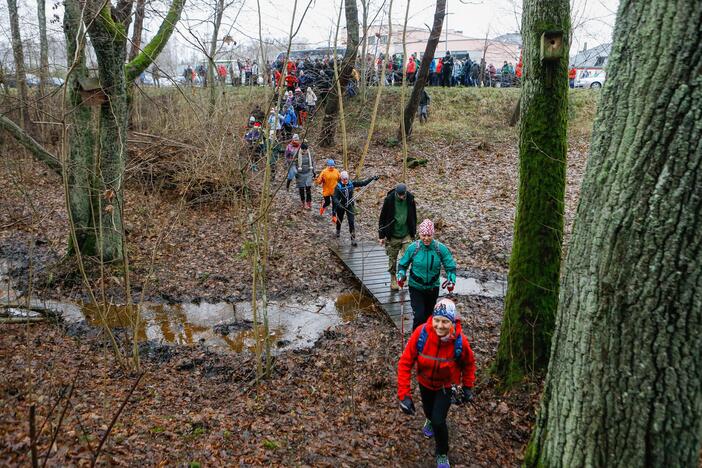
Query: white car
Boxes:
[{"xmin": 575, "ymin": 70, "xmax": 606, "ymax": 88}]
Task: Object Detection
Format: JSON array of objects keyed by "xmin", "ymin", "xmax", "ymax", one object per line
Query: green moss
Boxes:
[{"xmin": 125, "ymin": 0, "xmax": 185, "ymax": 82}]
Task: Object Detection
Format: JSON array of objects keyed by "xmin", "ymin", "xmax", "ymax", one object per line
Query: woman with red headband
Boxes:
[{"xmin": 397, "ymin": 219, "xmax": 457, "ymax": 330}]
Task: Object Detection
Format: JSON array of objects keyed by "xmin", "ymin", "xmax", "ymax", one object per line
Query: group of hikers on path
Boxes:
[
  {"xmin": 245, "ymin": 99, "xmax": 474, "ymax": 468},
  {"xmin": 379, "ymin": 184, "xmax": 476, "ymax": 468}
]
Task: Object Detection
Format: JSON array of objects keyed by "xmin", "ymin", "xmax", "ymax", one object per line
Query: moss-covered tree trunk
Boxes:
[
  {"xmin": 525, "ymin": 0, "xmax": 702, "ymax": 464},
  {"xmin": 87, "ymin": 15, "xmax": 129, "ymax": 261},
  {"xmin": 65, "ymin": 0, "xmax": 184, "ymax": 261},
  {"xmin": 400, "ymin": 0, "xmax": 444, "ymax": 138},
  {"xmin": 493, "ymin": 0, "xmax": 570, "ymax": 387},
  {"xmin": 64, "ymin": 0, "xmax": 97, "ymax": 255},
  {"xmin": 319, "ymin": 0, "xmax": 359, "ymax": 148}
]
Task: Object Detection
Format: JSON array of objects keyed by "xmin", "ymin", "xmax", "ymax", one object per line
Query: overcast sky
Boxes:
[{"xmin": 232, "ymin": 0, "xmax": 620, "ymax": 53}]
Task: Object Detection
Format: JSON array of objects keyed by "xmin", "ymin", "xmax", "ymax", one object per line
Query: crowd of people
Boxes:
[{"xmin": 180, "ymin": 50, "xmax": 521, "ymax": 90}]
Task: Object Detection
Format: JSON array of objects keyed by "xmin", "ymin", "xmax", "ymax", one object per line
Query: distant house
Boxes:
[{"xmin": 572, "ymin": 43, "xmax": 611, "ymax": 69}]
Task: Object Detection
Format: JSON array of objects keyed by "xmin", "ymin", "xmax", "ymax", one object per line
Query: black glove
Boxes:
[
  {"xmin": 373, "ymin": 175, "xmax": 380, "ymax": 181},
  {"xmin": 463, "ymin": 387, "xmax": 474, "ymax": 403},
  {"xmin": 399, "ymin": 397, "xmax": 415, "ymax": 415}
]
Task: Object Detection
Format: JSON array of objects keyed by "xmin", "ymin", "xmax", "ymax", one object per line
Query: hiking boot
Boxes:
[
  {"xmin": 390, "ymin": 276, "xmax": 399, "ymax": 291},
  {"xmin": 300, "ymin": 201, "xmax": 306, "ymax": 210},
  {"xmin": 422, "ymin": 419, "xmax": 434, "ymax": 438},
  {"xmin": 335, "ymin": 230, "xmax": 340, "ymax": 239},
  {"xmin": 331, "ymin": 215, "xmax": 338, "ymax": 224},
  {"xmin": 319, "ymin": 205, "xmax": 326, "ymax": 215},
  {"xmin": 351, "ymin": 239, "xmax": 358, "ymax": 247},
  {"xmin": 436, "ymin": 454, "xmax": 450, "ymax": 468},
  {"xmin": 306, "ymin": 201, "xmax": 312, "ymax": 209}
]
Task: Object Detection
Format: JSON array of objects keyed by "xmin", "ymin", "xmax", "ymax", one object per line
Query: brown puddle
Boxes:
[{"xmin": 335, "ymin": 290, "xmax": 376, "ymax": 321}]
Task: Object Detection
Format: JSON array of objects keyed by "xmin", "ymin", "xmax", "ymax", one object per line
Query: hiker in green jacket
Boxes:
[{"xmin": 397, "ymin": 219, "xmax": 457, "ymax": 330}]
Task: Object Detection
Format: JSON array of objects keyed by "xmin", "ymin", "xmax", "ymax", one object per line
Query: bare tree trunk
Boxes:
[
  {"xmin": 37, "ymin": 0, "xmax": 49, "ymax": 99},
  {"xmin": 319, "ymin": 0, "xmax": 359, "ymax": 148},
  {"xmin": 7, "ymin": 0, "xmax": 32, "ymax": 132},
  {"xmin": 207, "ymin": 0, "xmax": 225, "ymax": 115},
  {"xmin": 493, "ymin": 0, "xmax": 570, "ymax": 387},
  {"xmin": 358, "ymin": 0, "xmax": 368, "ymax": 102},
  {"xmin": 525, "ymin": 0, "xmax": 702, "ymax": 464},
  {"xmin": 400, "ymin": 0, "xmax": 444, "ymax": 138},
  {"xmin": 129, "ymin": 0, "xmax": 146, "ymax": 60}
]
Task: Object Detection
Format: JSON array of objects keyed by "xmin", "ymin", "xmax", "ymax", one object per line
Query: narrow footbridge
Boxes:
[{"xmin": 331, "ymin": 241, "xmax": 412, "ymax": 330}]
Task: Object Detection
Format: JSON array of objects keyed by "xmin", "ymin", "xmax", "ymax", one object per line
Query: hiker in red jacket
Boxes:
[{"xmin": 397, "ymin": 298, "xmax": 476, "ymax": 468}]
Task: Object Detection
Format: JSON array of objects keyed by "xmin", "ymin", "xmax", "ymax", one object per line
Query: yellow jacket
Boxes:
[{"xmin": 316, "ymin": 167, "xmax": 341, "ymax": 196}]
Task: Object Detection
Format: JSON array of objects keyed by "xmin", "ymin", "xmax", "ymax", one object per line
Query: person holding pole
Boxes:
[{"xmin": 397, "ymin": 298, "xmax": 476, "ymax": 468}]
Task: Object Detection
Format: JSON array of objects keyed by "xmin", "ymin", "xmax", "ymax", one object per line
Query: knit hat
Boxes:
[
  {"xmin": 340, "ymin": 170, "xmax": 349, "ymax": 180},
  {"xmin": 249, "ymin": 115, "xmax": 255, "ymax": 122},
  {"xmin": 326, "ymin": 159, "xmax": 335, "ymax": 167},
  {"xmin": 418, "ymin": 219, "xmax": 435, "ymax": 236},
  {"xmin": 433, "ymin": 298, "xmax": 457, "ymax": 323},
  {"xmin": 292, "ymin": 134, "xmax": 300, "ymax": 141},
  {"xmin": 295, "ymin": 87, "xmax": 302, "ymax": 93},
  {"xmin": 395, "ymin": 183, "xmax": 407, "ymax": 195}
]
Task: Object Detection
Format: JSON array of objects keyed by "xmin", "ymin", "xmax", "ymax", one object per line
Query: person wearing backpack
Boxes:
[
  {"xmin": 333, "ymin": 171, "xmax": 379, "ymax": 246},
  {"xmin": 397, "ymin": 298, "xmax": 476, "ymax": 468},
  {"xmin": 396, "ymin": 219, "xmax": 457, "ymax": 330},
  {"xmin": 294, "ymin": 142, "xmax": 314, "ymax": 209}
]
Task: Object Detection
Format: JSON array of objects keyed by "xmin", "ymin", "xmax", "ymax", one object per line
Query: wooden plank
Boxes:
[
  {"xmin": 331, "ymin": 242, "xmax": 410, "ymax": 330},
  {"xmin": 340, "ymin": 257, "xmax": 388, "ymax": 267}
]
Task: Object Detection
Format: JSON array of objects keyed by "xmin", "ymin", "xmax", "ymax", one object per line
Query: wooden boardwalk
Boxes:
[{"xmin": 331, "ymin": 241, "xmax": 413, "ymax": 330}]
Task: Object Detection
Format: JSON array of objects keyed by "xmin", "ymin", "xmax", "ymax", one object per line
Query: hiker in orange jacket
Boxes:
[{"xmin": 315, "ymin": 159, "xmax": 340, "ymax": 219}]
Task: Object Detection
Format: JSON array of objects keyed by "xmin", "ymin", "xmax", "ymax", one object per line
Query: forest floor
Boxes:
[{"xmin": 0, "ymin": 87, "xmax": 595, "ymax": 466}]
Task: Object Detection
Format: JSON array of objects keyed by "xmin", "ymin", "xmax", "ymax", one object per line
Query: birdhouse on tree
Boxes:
[
  {"xmin": 77, "ymin": 76, "xmax": 106, "ymax": 106},
  {"xmin": 540, "ymin": 31, "xmax": 564, "ymax": 63}
]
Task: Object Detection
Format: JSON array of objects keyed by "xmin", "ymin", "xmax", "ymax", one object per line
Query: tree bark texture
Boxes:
[
  {"xmin": 129, "ymin": 0, "xmax": 146, "ymax": 61},
  {"xmin": 86, "ymin": 9, "xmax": 130, "ymax": 261},
  {"xmin": 400, "ymin": 0, "xmax": 444, "ymax": 138},
  {"xmin": 525, "ymin": 0, "xmax": 702, "ymax": 465},
  {"xmin": 207, "ymin": 0, "xmax": 225, "ymax": 114},
  {"xmin": 64, "ymin": 0, "xmax": 98, "ymax": 255},
  {"xmin": 7, "ymin": 0, "xmax": 32, "ymax": 132},
  {"xmin": 0, "ymin": 114, "xmax": 61, "ymax": 172},
  {"xmin": 493, "ymin": 0, "xmax": 570, "ymax": 386},
  {"xmin": 37, "ymin": 0, "xmax": 49, "ymax": 99},
  {"xmin": 319, "ymin": 0, "xmax": 359, "ymax": 147}
]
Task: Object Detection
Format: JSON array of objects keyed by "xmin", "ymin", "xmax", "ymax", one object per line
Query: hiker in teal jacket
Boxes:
[{"xmin": 397, "ymin": 219, "xmax": 457, "ymax": 330}]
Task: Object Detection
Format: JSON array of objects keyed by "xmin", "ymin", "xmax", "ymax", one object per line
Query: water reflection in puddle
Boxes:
[{"xmin": 63, "ymin": 299, "xmax": 344, "ymax": 354}]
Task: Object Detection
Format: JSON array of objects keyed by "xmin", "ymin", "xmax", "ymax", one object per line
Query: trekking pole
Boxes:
[
  {"xmin": 346, "ymin": 176, "xmax": 380, "ymax": 206},
  {"xmin": 399, "ymin": 284, "xmax": 405, "ymax": 349}
]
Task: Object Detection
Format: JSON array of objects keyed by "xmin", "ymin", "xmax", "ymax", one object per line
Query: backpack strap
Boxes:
[
  {"xmin": 417, "ymin": 324, "xmax": 464, "ymax": 362},
  {"xmin": 454, "ymin": 333, "xmax": 463, "ymax": 360},
  {"xmin": 416, "ymin": 324, "xmax": 428, "ymax": 354}
]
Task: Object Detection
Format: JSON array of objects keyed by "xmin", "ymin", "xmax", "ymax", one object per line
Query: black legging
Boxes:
[
  {"xmin": 420, "ymin": 384, "xmax": 452, "ymax": 456},
  {"xmin": 410, "ymin": 286, "xmax": 440, "ymax": 330},
  {"xmin": 335, "ymin": 206, "xmax": 355, "ymax": 236},
  {"xmin": 298, "ymin": 186, "xmax": 311, "ymax": 202},
  {"xmin": 322, "ymin": 195, "xmax": 334, "ymax": 213}
]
